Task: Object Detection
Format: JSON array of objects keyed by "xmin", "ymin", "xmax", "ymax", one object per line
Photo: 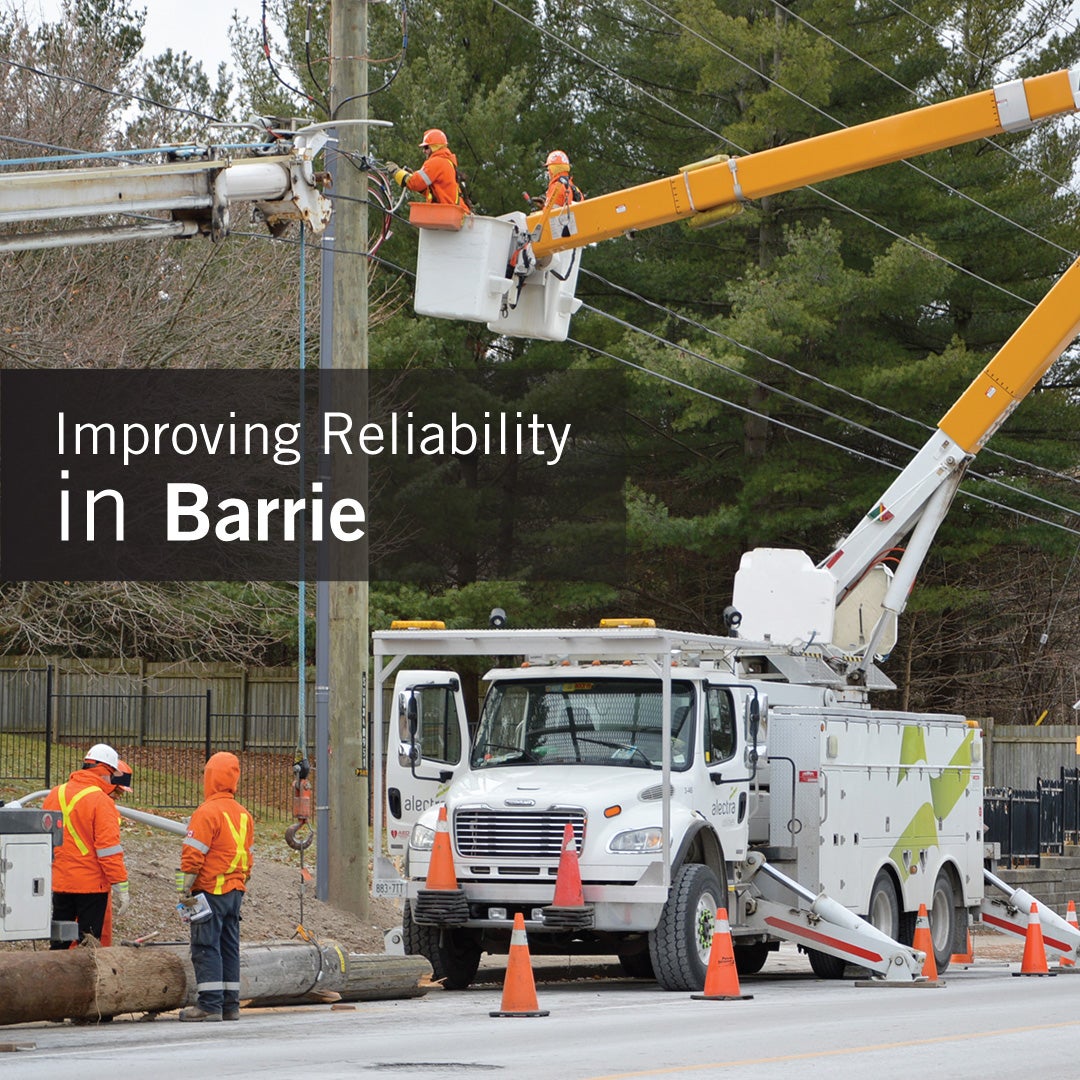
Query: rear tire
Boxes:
[
  {"xmin": 402, "ymin": 901, "xmax": 482, "ymax": 989},
  {"xmin": 648, "ymin": 863, "xmax": 725, "ymax": 991},
  {"xmin": 807, "ymin": 948, "xmax": 848, "ymax": 979},
  {"xmin": 809, "ymin": 867, "xmax": 899, "ymax": 980},
  {"xmin": 929, "ymin": 870, "xmax": 958, "ymax": 974}
]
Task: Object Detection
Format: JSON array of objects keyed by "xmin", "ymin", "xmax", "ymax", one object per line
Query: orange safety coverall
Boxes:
[
  {"xmin": 544, "ymin": 171, "xmax": 580, "ymax": 210},
  {"xmin": 43, "ymin": 767, "xmax": 128, "ymax": 893},
  {"xmin": 404, "ymin": 145, "xmax": 468, "ymax": 208},
  {"xmin": 181, "ymin": 751, "xmax": 254, "ymax": 894}
]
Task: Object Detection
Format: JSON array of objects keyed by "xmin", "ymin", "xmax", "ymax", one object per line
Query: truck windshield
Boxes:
[{"xmin": 470, "ymin": 677, "xmax": 694, "ymax": 770}]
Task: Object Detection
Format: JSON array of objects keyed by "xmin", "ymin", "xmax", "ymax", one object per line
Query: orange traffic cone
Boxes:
[
  {"xmin": 1060, "ymin": 900, "xmax": 1078, "ymax": 968},
  {"xmin": 412, "ymin": 805, "xmax": 470, "ymax": 925},
  {"xmin": 913, "ymin": 903, "xmax": 938, "ymax": 981},
  {"xmin": 426, "ymin": 805, "xmax": 458, "ymax": 890},
  {"xmin": 552, "ymin": 822, "xmax": 584, "ymax": 907},
  {"xmin": 950, "ymin": 928, "xmax": 975, "ymax": 966},
  {"xmin": 690, "ymin": 908, "xmax": 753, "ymax": 1001},
  {"xmin": 1014, "ymin": 902, "xmax": 1054, "ymax": 977},
  {"xmin": 542, "ymin": 823, "xmax": 593, "ymax": 931},
  {"xmin": 490, "ymin": 913, "xmax": 549, "ymax": 1017}
]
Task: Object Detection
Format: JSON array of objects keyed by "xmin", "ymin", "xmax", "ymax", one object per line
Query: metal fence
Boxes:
[
  {"xmin": 0, "ymin": 667, "xmax": 310, "ymax": 817},
  {"xmin": 984, "ymin": 768, "xmax": 1080, "ymax": 868}
]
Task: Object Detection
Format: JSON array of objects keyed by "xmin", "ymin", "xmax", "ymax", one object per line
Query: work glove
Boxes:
[
  {"xmin": 392, "ymin": 167, "xmax": 410, "ymax": 186},
  {"xmin": 384, "ymin": 160, "xmax": 401, "ymax": 175},
  {"xmin": 175, "ymin": 869, "xmax": 198, "ymax": 906},
  {"xmin": 112, "ymin": 880, "xmax": 131, "ymax": 917}
]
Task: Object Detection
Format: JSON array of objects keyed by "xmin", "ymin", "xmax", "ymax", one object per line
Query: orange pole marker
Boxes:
[
  {"xmin": 691, "ymin": 908, "xmax": 753, "ymax": 1001},
  {"xmin": 490, "ymin": 913, "xmax": 549, "ymax": 1017},
  {"xmin": 551, "ymin": 822, "xmax": 585, "ymax": 907},
  {"xmin": 425, "ymin": 805, "xmax": 459, "ymax": 891},
  {"xmin": 913, "ymin": 903, "xmax": 938, "ymax": 981},
  {"xmin": 1014, "ymin": 902, "xmax": 1054, "ymax": 977}
]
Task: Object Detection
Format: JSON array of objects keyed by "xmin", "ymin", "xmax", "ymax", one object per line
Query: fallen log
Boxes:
[{"xmin": 0, "ymin": 941, "xmax": 432, "ymax": 1025}]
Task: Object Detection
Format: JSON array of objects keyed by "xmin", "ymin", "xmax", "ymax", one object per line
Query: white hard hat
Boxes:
[{"xmin": 84, "ymin": 743, "xmax": 119, "ymax": 770}]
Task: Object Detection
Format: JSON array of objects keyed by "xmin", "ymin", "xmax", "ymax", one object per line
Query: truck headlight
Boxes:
[
  {"xmin": 609, "ymin": 827, "xmax": 664, "ymax": 853},
  {"xmin": 409, "ymin": 823, "xmax": 436, "ymax": 851}
]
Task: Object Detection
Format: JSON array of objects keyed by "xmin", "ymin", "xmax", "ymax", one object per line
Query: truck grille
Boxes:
[{"xmin": 454, "ymin": 808, "xmax": 586, "ymax": 859}]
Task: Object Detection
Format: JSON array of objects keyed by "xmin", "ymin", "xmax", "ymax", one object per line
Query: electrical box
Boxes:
[
  {"xmin": 487, "ymin": 247, "xmax": 583, "ymax": 343},
  {"xmin": 0, "ymin": 807, "xmax": 63, "ymax": 941},
  {"xmin": 413, "ymin": 212, "xmax": 514, "ymax": 324}
]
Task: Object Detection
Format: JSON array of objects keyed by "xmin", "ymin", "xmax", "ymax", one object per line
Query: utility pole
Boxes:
[{"xmin": 326, "ymin": 0, "xmax": 370, "ymax": 916}]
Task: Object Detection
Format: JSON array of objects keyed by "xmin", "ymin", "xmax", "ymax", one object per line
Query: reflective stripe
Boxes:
[
  {"xmin": 57, "ymin": 783, "xmax": 95, "ymax": 856},
  {"xmin": 195, "ymin": 981, "xmax": 226, "ymax": 991},
  {"xmin": 183, "ymin": 836, "xmax": 211, "ymax": 854},
  {"xmin": 222, "ymin": 981, "xmax": 241, "ymax": 991},
  {"xmin": 223, "ymin": 813, "xmax": 250, "ymax": 876},
  {"xmin": 96, "ymin": 844, "xmax": 123, "ymax": 858},
  {"xmin": 415, "ymin": 167, "xmax": 433, "ymax": 188}
]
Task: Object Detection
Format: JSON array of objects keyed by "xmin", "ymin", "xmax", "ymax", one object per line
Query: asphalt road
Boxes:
[{"xmin": 6, "ymin": 947, "xmax": 1079, "ymax": 1080}]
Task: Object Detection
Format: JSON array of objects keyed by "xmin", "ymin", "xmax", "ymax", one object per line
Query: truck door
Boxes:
[
  {"xmin": 701, "ymin": 684, "xmax": 750, "ymax": 862},
  {"xmin": 384, "ymin": 670, "xmax": 470, "ymax": 854}
]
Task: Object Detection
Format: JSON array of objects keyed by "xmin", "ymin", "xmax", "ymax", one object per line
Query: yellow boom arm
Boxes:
[{"xmin": 528, "ymin": 68, "xmax": 1080, "ymax": 259}]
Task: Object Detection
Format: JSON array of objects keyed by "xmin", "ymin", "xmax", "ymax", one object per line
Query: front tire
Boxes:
[
  {"xmin": 649, "ymin": 863, "xmax": 725, "ymax": 991},
  {"xmin": 402, "ymin": 901, "xmax": 482, "ymax": 989}
]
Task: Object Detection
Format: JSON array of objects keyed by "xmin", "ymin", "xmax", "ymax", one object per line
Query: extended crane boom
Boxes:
[{"xmin": 410, "ymin": 62, "xmax": 1080, "ymax": 670}]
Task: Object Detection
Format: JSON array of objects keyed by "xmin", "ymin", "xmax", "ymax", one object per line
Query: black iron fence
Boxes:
[
  {"xmin": 984, "ymin": 768, "xmax": 1080, "ymax": 868},
  {"xmin": 0, "ymin": 667, "xmax": 311, "ymax": 818}
]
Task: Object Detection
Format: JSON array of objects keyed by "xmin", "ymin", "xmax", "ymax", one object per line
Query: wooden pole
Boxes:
[{"xmin": 0, "ymin": 943, "xmax": 430, "ymax": 1025}]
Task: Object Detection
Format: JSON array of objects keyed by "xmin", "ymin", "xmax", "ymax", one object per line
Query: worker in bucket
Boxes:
[
  {"xmin": 177, "ymin": 751, "xmax": 254, "ymax": 1022},
  {"xmin": 386, "ymin": 128, "xmax": 472, "ymax": 210},
  {"xmin": 43, "ymin": 743, "xmax": 132, "ymax": 949},
  {"xmin": 541, "ymin": 149, "xmax": 582, "ymax": 211}
]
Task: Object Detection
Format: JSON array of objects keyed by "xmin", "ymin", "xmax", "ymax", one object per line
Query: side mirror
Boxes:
[{"xmin": 407, "ymin": 693, "xmax": 419, "ymax": 739}]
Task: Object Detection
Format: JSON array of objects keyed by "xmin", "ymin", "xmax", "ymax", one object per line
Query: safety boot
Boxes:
[{"xmin": 179, "ymin": 1005, "xmax": 222, "ymax": 1022}]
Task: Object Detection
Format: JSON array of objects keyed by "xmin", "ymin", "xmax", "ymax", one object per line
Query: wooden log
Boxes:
[
  {"xmin": 0, "ymin": 942, "xmax": 432, "ymax": 1025},
  {"xmin": 0, "ymin": 946, "xmax": 188, "ymax": 1025}
]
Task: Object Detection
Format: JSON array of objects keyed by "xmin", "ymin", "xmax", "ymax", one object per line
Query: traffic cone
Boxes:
[
  {"xmin": 912, "ymin": 903, "xmax": 938, "ymax": 981},
  {"xmin": 542, "ymin": 823, "xmax": 593, "ymax": 930},
  {"xmin": 949, "ymin": 928, "xmax": 974, "ymax": 966},
  {"xmin": 490, "ymin": 913, "xmax": 549, "ymax": 1017},
  {"xmin": 690, "ymin": 908, "xmax": 753, "ymax": 1001},
  {"xmin": 1013, "ymin": 902, "xmax": 1054, "ymax": 976},
  {"xmin": 1060, "ymin": 900, "xmax": 1078, "ymax": 968},
  {"xmin": 426, "ymin": 805, "xmax": 458, "ymax": 890},
  {"xmin": 412, "ymin": 805, "xmax": 469, "ymax": 925}
]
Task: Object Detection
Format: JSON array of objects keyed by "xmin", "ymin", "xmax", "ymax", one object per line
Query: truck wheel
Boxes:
[
  {"xmin": 734, "ymin": 942, "xmax": 770, "ymax": 976},
  {"xmin": 929, "ymin": 870, "xmax": 957, "ymax": 974},
  {"xmin": 402, "ymin": 901, "xmax": 482, "ymax": 990},
  {"xmin": 648, "ymin": 863, "xmax": 724, "ymax": 991},
  {"xmin": 806, "ymin": 948, "xmax": 847, "ymax": 979},
  {"xmin": 866, "ymin": 867, "xmax": 900, "ymax": 940}
]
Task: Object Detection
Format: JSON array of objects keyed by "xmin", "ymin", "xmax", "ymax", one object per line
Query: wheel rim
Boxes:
[
  {"xmin": 694, "ymin": 892, "xmax": 717, "ymax": 966},
  {"xmin": 931, "ymin": 885, "xmax": 950, "ymax": 953},
  {"xmin": 870, "ymin": 888, "xmax": 892, "ymax": 934}
]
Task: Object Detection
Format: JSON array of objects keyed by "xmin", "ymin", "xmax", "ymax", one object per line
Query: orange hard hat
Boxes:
[
  {"xmin": 545, "ymin": 149, "xmax": 570, "ymax": 167},
  {"xmin": 419, "ymin": 128, "xmax": 448, "ymax": 148}
]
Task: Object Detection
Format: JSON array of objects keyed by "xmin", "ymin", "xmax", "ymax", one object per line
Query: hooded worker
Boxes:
[
  {"xmin": 43, "ymin": 742, "xmax": 131, "ymax": 949},
  {"xmin": 177, "ymin": 751, "xmax": 254, "ymax": 1022},
  {"xmin": 386, "ymin": 128, "xmax": 471, "ymax": 210}
]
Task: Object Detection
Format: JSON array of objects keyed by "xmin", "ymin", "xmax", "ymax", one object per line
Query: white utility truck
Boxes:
[{"xmin": 374, "ymin": 623, "xmax": 981, "ymax": 989}]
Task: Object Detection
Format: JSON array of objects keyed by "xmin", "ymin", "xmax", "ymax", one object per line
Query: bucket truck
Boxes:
[{"xmin": 371, "ymin": 65, "xmax": 1080, "ymax": 989}]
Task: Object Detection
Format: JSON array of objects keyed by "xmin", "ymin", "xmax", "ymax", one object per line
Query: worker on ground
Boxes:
[
  {"xmin": 386, "ymin": 128, "xmax": 472, "ymax": 210},
  {"xmin": 43, "ymin": 743, "xmax": 132, "ymax": 949},
  {"xmin": 541, "ymin": 149, "xmax": 582, "ymax": 212},
  {"xmin": 99, "ymin": 760, "xmax": 133, "ymax": 948},
  {"xmin": 177, "ymin": 751, "xmax": 254, "ymax": 1023}
]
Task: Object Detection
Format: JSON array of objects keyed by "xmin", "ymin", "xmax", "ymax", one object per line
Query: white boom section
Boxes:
[
  {"xmin": 0, "ymin": 132, "xmax": 332, "ymax": 250},
  {"xmin": 980, "ymin": 869, "xmax": 1080, "ymax": 962}
]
